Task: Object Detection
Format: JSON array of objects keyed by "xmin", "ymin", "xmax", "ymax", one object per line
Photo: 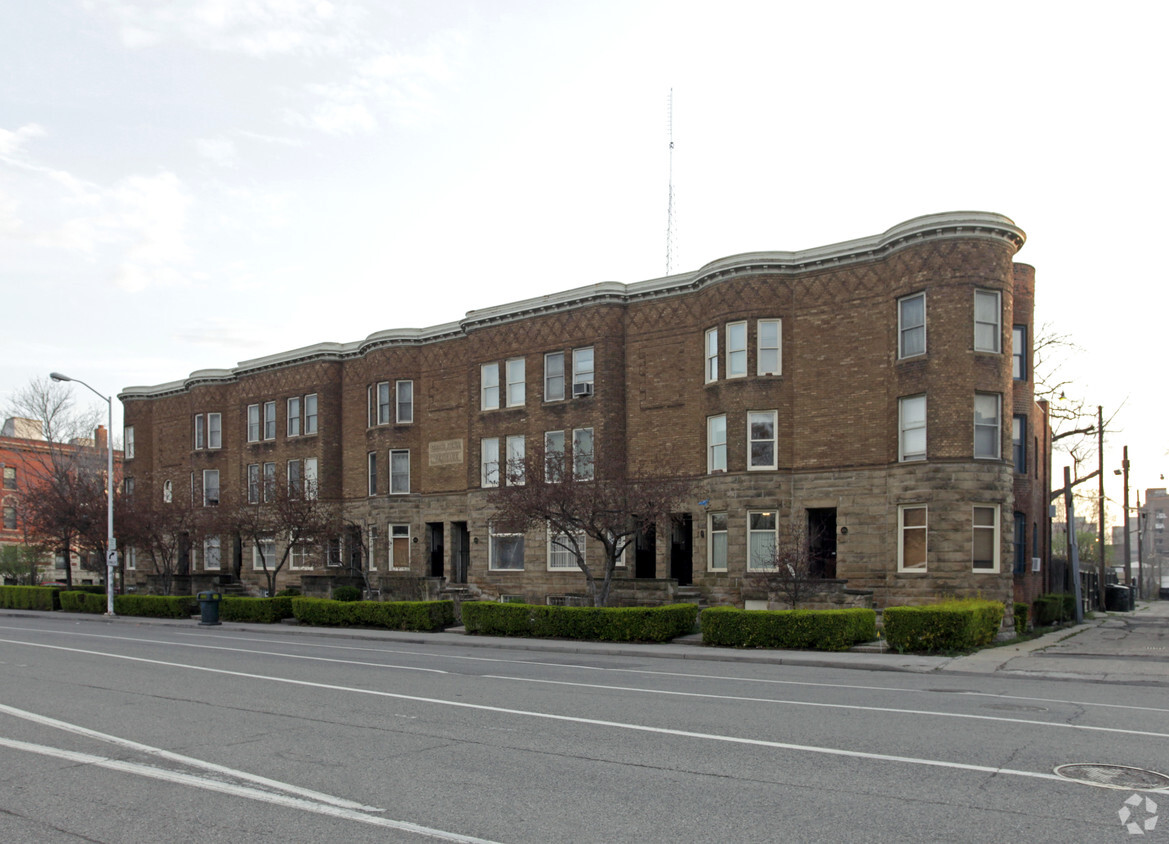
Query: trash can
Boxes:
[
  {"xmin": 196, "ymin": 591, "xmax": 222, "ymax": 626},
  {"xmin": 1105, "ymin": 584, "xmax": 1132, "ymax": 612}
]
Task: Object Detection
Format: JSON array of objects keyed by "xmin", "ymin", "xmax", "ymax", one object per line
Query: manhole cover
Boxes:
[
  {"xmin": 1055, "ymin": 764, "xmax": 1169, "ymax": 790},
  {"xmin": 980, "ymin": 703, "xmax": 1048, "ymax": 712}
]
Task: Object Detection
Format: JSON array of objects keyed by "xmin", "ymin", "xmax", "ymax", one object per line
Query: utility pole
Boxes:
[
  {"xmin": 1097, "ymin": 405, "xmax": 1105, "ymax": 610},
  {"xmin": 1065, "ymin": 466, "xmax": 1084, "ymax": 624},
  {"xmin": 1122, "ymin": 445, "xmax": 1131, "ymax": 591}
]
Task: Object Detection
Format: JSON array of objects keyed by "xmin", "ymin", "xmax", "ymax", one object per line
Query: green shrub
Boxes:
[
  {"xmin": 462, "ymin": 602, "xmax": 699, "ymax": 643},
  {"xmin": 275, "ymin": 587, "xmax": 301, "ymax": 597},
  {"xmin": 1034, "ymin": 593, "xmax": 1075, "ymax": 625},
  {"xmin": 1013, "ymin": 602, "xmax": 1030, "ymax": 635},
  {"xmin": 291, "ymin": 597, "xmax": 454, "ymax": 631},
  {"xmin": 60, "ymin": 591, "xmax": 107, "ymax": 613},
  {"xmin": 700, "ymin": 607, "xmax": 876, "ymax": 651},
  {"xmin": 331, "ymin": 585, "xmax": 362, "ymax": 602},
  {"xmin": 115, "ymin": 594, "xmax": 198, "ymax": 618},
  {"xmin": 220, "ymin": 596, "xmax": 295, "ymax": 623},
  {"xmin": 0, "ymin": 585, "xmax": 60, "ymax": 611},
  {"xmin": 883, "ymin": 600, "xmax": 1005, "ymax": 653}
]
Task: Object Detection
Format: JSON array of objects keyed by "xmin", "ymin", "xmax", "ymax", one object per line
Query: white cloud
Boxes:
[
  {"xmin": 195, "ymin": 136, "xmax": 239, "ymax": 168},
  {"xmin": 0, "ymin": 123, "xmax": 46, "ymax": 157}
]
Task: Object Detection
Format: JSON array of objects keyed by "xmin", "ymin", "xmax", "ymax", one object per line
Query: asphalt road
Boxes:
[{"xmin": 1, "ymin": 614, "xmax": 1167, "ymax": 843}]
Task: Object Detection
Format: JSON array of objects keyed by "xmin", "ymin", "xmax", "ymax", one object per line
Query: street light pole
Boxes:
[
  {"xmin": 1122, "ymin": 445, "xmax": 1132, "ymax": 593},
  {"xmin": 50, "ymin": 372, "xmax": 116, "ymax": 617}
]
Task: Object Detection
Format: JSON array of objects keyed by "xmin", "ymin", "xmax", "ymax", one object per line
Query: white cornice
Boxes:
[{"xmin": 119, "ymin": 211, "xmax": 1024, "ymax": 401}]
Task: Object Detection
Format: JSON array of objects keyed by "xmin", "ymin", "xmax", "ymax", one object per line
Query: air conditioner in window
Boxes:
[{"xmin": 572, "ymin": 382, "xmax": 593, "ymax": 398}]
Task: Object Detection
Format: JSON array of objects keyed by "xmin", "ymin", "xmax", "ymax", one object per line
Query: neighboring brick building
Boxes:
[{"xmin": 119, "ymin": 211, "xmax": 1050, "ymax": 610}]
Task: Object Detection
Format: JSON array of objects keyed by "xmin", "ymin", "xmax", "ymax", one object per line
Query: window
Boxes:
[
  {"xmin": 289, "ymin": 538, "xmax": 311, "ymax": 570},
  {"xmin": 974, "ymin": 393, "xmax": 1001, "ymax": 459},
  {"xmin": 126, "ymin": 547, "xmax": 136, "ymax": 571},
  {"xmin": 899, "ymin": 395, "xmax": 926, "ymax": 462},
  {"xmin": 545, "ymin": 352, "xmax": 565, "ymax": 401},
  {"xmin": 372, "ymin": 381, "xmax": 391, "ymax": 425},
  {"xmin": 708, "ymin": 512, "xmax": 727, "ymax": 571},
  {"xmin": 747, "ymin": 511, "xmax": 777, "ymax": 570},
  {"xmin": 898, "ymin": 505, "xmax": 927, "ymax": 571},
  {"xmin": 288, "ymin": 397, "xmax": 301, "ymax": 436},
  {"xmin": 481, "ymin": 437, "xmax": 500, "ymax": 488},
  {"xmin": 368, "ymin": 452, "xmax": 378, "ymax": 496},
  {"xmin": 247, "ymin": 464, "xmax": 260, "ymax": 504},
  {"xmin": 247, "ymin": 404, "xmax": 260, "ymax": 443},
  {"xmin": 326, "ymin": 537, "xmax": 343, "ymax": 567},
  {"xmin": 1013, "ymin": 325, "xmax": 1027, "ymax": 380},
  {"xmin": 573, "ymin": 428, "xmax": 594, "ymax": 481},
  {"xmin": 506, "ymin": 435, "xmax": 526, "ymax": 485},
  {"xmin": 572, "ymin": 347, "xmax": 594, "ymax": 394},
  {"xmin": 397, "ymin": 380, "xmax": 413, "ymax": 424},
  {"xmin": 481, "ymin": 363, "xmax": 500, "ymax": 410},
  {"xmin": 757, "ymin": 319, "xmax": 781, "ymax": 375},
  {"xmin": 202, "ymin": 469, "xmax": 219, "ymax": 506},
  {"xmin": 705, "ymin": 328, "xmax": 718, "ymax": 382},
  {"xmin": 288, "ymin": 459, "xmax": 302, "ymax": 496},
  {"xmin": 899, "ymin": 293, "xmax": 926, "ymax": 358},
  {"xmin": 1014, "ymin": 512, "xmax": 1027, "ymax": 575},
  {"xmin": 974, "ymin": 289, "xmax": 1001, "ymax": 352},
  {"xmin": 2, "ymin": 466, "xmax": 14, "ymax": 489},
  {"xmin": 124, "ymin": 477, "xmax": 134, "ymax": 498},
  {"xmin": 390, "ymin": 449, "xmax": 410, "ymax": 494},
  {"xmin": 726, "ymin": 322, "xmax": 747, "ymax": 378},
  {"xmin": 163, "ymin": 479, "xmax": 172, "ymax": 504},
  {"xmin": 263, "ymin": 462, "xmax": 275, "ymax": 501},
  {"xmin": 125, "ymin": 427, "xmax": 135, "ymax": 460},
  {"xmin": 304, "ymin": 458, "xmax": 318, "ymax": 500},
  {"xmin": 252, "ymin": 536, "xmax": 276, "ymax": 570},
  {"xmin": 545, "ymin": 430, "xmax": 566, "ymax": 481},
  {"xmin": 389, "ymin": 524, "xmax": 410, "ymax": 569},
  {"xmin": 2, "ymin": 506, "xmax": 15, "ymax": 531},
  {"xmin": 748, "ymin": 410, "xmax": 777, "ymax": 470},
  {"xmin": 203, "ymin": 537, "xmax": 221, "ymax": 571},
  {"xmin": 506, "ymin": 358, "xmax": 525, "ymax": 407},
  {"xmin": 707, "ymin": 415, "xmax": 727, "ymax": 473},
  {"xmin": 973, "ymin": 505, "xmax": 999, "ymax": 571},
  {"xmin": 490, "ymin": 523, "xmax": 525, "ymax": 570},
  {"xmin": 208, "ymin": 413, "xmax": 221, "ymax": 449},
  {"xmin": 264, "ymin": 401, "xmax": 276, "ymax": 440},
  {"xmin": 1012, "ymin": 415, "xmax": 1027, "ymax": 473},
  {"xmin": 194, "ymin": 414, "xmax": 205, "ymax": 450},
  {"xmin": 548, "ymin": 527, "xmax": 584, "ymax": 570},
  {"xmin": 305, "ymin": 394, "xmax": 318, "ymax": 435}
]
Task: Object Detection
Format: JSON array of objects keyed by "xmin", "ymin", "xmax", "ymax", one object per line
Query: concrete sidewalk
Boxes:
[{"xmin": 4, "ymin": 601, "xmax": 1167, "ymax": 686}]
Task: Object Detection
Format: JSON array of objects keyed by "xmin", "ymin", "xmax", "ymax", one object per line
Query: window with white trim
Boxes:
[
  {"xmin": 748, "ymin": 410, "xmax": 777, "ymax": 470},
  {"xmin": 162, "ymin": 479, "xmax": 172, "ymax": 504},
  {"xmin": 898, "ymin": 505, "xmax": 927, "ymax": 571},
  {"xmin": 304, "ymin": 394, "xmax": 318, "ymax": 435},
  {"xmin": 207, "ymin": 413, "xmax": 221, "ymax": 449},
  {"xmin": 263, "ymin": 462, "xmax": 275, "ymax": 501},
  {"xmin": 727, "ymin": 321, "xmax": 747, "ymax": 378},
  {"xmin": 899, "ymin": 395, "xmax": 926, "ymax": 462},
  {"xmin": 126, "ymin": 547, "xmax": 136, "ymax": 570},
  {"xmin": 490, "ymin": 522, "xmax": 525, "ymax": 570},
  {"xmin": 373, "ymin": 381, "xmax": 391, "ymax": 425},
  {"xmin": 506, "ymin": 358, "xmax": 525, "ymax": 407},
  {"xmin": 125, "ymin": 426, "xmax": 135, "ymax": 459},
  {"xmin": 264, "ymin": 401, "xmax": 276, "ymax": 440},
  {"xmin": 481, "ymin": 363, "xmax": 500, "ymax": 410},
  {"xmin": 289, "ymin": 538, "xmax": 312, "ymax": 570},
  {"xmin": 545, "ymin": 430, "xmax": 565, "ymax": 481},
  {"xmin": 898, "ymin": 293, "xmax": 925, "ymax": 358},
  {"xmin": 707, "ymin": 415, "xmax": 727, "ymax": 473},
  {"xmin": 389, "ymin": 523, "xmax": 410, "ymax": 569},
  {"xmin": 506, "ymin": 435, "xmax": 526, "ymax": 485},
  {"xmin": 247, "ymin": 404, "xmax": 260, "ymax": 443},
  {"xmin": 194, "ymin": 414, "xmax": 205, "ymax": 450},
  {"xmin": 390, "ymin": 449, "xmax": 410, "ymax": 494},
  {"xmin": 202, "ymin": 469, "xmax": 219, "ymax": 506},
  {"xmin": 368, "ymin": 452, "xmax": 378, "ymax": 496},
  {"xmin": 367, "ymin": 526, "xmax": 378, "ymax": 570},
  {"xmin": 288, "ymin": 396, "xmax": 302, "ymax": 437},
  {"xmin": 247, "ymin": 464, "xmax": 260, "ymax": 503},
  {"xmin": 251, "ymin": 536, "xmax": 276, "ymax": 570},
  {"xmin": 572, "ymin": 347, "xmax": 594, "ymax": 394},
  {"xmin": 705, "ymin": 328, "xmax": 718, "ymax": 383},
  {"xmin": 397, "ymin": 380, "xmax": 413, "ymax": 424},
  {"xmin": 973, "ymin": 505, "xmax": 999, "ymax": 571},
  {"xmin": 708, "ymin": 512, "xmax": 727, "ymax": 571},
  {"xmin": 203, "ymin": 536, "xmax": 221, "ymax": 571},
  {"xmin": 974, "ymin": 289, "xmax": 1001, "ymax": 352},
  {"xmin": 573, "ymin": 427, "xmax": 594, "ymax": 481},
  {"xmin": 757, "ymin": 319, "xmax": 781, "ymax": 375},
  {"xmin": 288, "ymin": 459, "xmax": 302, "ymax": 497},
  {"xmin": 974, "ymin": 393, "xmax": 1001, "ymax": 459},
  {"xmin": 481, "ymin": 437, "xmax": 500, "ymax": 488},
  {"xmin": 1012, "ymin": 325, "xmax": 1027, "ymax": 380},
  {"xmin": 747, "ymin": 511, "xmax": 777, "ymax": 570},
  {"xmin": 304, "ymin": 458, "xmax": 318, "ymax": 500},
  {"xmin": 544, "ymin": 351, "xmax": 565, "ymax": 401},
  {"xmin": 548, "ymin": 527, "xmax": 584, "ymax": 570},
  {"xmin": 2, "ymin": 466, "xmax": 15, "ymax": 489}
]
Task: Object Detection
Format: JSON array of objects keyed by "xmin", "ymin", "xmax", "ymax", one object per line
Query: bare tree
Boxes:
[
  {"xmin": 745, "ymin": 520, "xmax": 827, "ymax": 609},
  {"xmin": 489, "ymin": 442, "xmax": 694, "ymax": 607},
  {"xmin": 119, "ymin": 484, "xmax": 203, "ymax": 596}
]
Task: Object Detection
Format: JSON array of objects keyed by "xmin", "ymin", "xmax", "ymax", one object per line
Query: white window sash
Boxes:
[{"xmin": 757, "ymin": 319, "xmax": 781, "ymax": 376}]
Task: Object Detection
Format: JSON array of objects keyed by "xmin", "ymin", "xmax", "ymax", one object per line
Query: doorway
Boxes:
[
  {"xmin": 806, "ymin": 508, "xmax": 837, "ymax": 579},
  {"xmin": 451, "ymin": 522, "xmax": 469, "ymax": 584},
  {"xmin": 670, "ymin": 514, "xmax": 693, "ymax": 586},
  {"xmin": 634, "ymin": 521, "xmax": 657, "ymax": 579},
  {"xmin": 427, "ymin": 522, "xmax": 444, "ymax": 578}
]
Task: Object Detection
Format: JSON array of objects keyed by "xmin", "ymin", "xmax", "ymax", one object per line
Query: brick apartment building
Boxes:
[
  {"xmin": 119, "ymin": 211, "xmax": 1051, "ymax": 610},
  {"xmin": 0, "ymin": 417, "xmax": 121, "ymax": 585}
]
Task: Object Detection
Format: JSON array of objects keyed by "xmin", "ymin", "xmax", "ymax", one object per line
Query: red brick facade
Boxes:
[{"xmin": 120, "ymin": 212, "xmax": 1050, "ymax": 609}]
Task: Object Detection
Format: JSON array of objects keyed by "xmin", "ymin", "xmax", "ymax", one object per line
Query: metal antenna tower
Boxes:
[{"xmin": 665, "ymin": 88, "xmax": 677, "ymax": 275}]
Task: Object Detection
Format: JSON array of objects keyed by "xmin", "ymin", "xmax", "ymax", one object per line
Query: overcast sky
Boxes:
[{"xmin": 2, "ymin": 1, "xmax": 1165, "ymax": 523}]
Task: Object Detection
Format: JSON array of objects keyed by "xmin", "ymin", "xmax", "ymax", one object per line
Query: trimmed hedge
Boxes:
[
  {"xmin": 1013, "ymin": 602, "xmax": 1030, "ymax": 635},
  {"xmin": 461, "ymin": 602, "xmax": 699, "ymax": 643},
  {"xmin": 60, "ymin": 591, "xmax": 196, "ymax": 617},
  {"xmin": 291, "ymin": 597, "xmax": 454, "ymax": 631},
  {"xmin": 882, "ymin": 600, "xmax": 1005, "ymax": 653},
  {"xmin": 220, "ymin": 596, "xmax": 295, "ymax": 624},
  {"xmin": 0, "ymin": 585, "xmax": 60, "ymax": 611},
  {"xmin": 1034, "ymin": 593, "xmax": 1076, "ymax": 626},
  {"xmin": 700, "ymin": 607, "xmax": 877, "ymax": 651}
]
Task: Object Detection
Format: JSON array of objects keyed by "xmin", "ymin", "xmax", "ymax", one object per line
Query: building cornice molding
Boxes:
[{"xmin": 119, "ymin": 211, "xmax": 1023, "ymax": 401}]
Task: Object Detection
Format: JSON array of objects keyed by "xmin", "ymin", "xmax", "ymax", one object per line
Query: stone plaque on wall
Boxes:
[{"xmin": 428, "ymin": 439, "xmax": 464, "ymax": 466}]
